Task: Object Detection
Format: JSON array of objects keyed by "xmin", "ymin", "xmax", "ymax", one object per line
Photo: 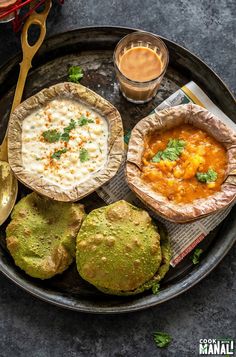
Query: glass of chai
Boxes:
[{"xmin": 113, "ymin": 32, "xmax": 169, "ymax": 104}]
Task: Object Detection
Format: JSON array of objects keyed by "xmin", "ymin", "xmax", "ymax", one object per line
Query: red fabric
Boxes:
[{"xmin": 0, "ymin": 0, "xmax": 63, "ymax": 31}]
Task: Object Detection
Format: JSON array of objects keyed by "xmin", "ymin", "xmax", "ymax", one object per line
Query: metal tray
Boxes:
[{"xmin": 0, "ymin": 26, "xmax": 235, "ymax": 314}]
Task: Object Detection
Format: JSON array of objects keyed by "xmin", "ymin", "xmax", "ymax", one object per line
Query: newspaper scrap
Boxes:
[{"xmin": 97, "ymin": 81, "xmax": 236, "ymax": 267}]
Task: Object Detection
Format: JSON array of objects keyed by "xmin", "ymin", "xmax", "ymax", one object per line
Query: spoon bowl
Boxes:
[{"xmin": 0, "ymin": 161, "xmax": 18, "ymax": 226}]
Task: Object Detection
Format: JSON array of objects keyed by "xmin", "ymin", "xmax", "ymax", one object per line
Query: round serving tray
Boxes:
[{"xmin": 0, "ymin": 26, "xmax": 235, "ymax": 314}]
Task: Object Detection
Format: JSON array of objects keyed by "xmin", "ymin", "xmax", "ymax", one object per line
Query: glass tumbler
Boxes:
[{"xmin": 113, "ymin": 32, "xmax": 169, "ymax": 104}]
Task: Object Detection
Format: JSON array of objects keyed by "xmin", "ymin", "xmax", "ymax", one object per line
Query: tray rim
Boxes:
[
  {"xmin": 0, "ymin": 26, "xmax": 235, "ymax": 105},
  {"xmin": 0, "ymin": 25, "xmax": 235, "ymax": 314},
  {"xmin": 0, "ymin": 218, "xmax": 235, "ymax": 314}
]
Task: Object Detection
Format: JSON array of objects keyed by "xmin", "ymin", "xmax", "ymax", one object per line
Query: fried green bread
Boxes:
[
  {"xmin": 98, "ymin": 224, "xmax": 171, "ymax": 295},
  {"xmin": 76, "ymin": 200, "xmax": 171, "ymax": 295},
  {"xmin": 6, "ymin": 192, "xmax": 85, "ymax": 279}
]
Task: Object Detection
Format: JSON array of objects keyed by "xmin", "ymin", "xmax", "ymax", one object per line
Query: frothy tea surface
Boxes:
[{"xmin": 119, "ymin": 46, "xmax": 163, "ymax": 82}]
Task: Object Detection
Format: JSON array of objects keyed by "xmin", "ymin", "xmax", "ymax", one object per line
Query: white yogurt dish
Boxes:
[{"xmin": 22, "ymin": 98, "xmax": 108, "ymax": 189}]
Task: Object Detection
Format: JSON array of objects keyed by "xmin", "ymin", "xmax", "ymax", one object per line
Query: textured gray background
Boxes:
[{"xmin": 0, "ymin": 0, "xmax": 235, "ymax": 356}]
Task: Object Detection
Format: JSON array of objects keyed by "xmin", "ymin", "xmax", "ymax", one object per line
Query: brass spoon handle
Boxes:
[
  {"xmin": 0, "ymin": 0, "xmax": 52, "ymax": 161},
  {"xmin": 11, "ymin": 0, "xmax": 52, "ymax": 112}
]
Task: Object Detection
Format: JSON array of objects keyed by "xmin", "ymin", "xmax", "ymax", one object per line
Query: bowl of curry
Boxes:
[{"xmin": 126, "ymin": 104, "xmax": 236, "ymax": 223}]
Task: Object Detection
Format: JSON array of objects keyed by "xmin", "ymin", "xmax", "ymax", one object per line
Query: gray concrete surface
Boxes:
[{"xmin": 0, "ymin": 0, "xmax": 235, "ymax": 356}]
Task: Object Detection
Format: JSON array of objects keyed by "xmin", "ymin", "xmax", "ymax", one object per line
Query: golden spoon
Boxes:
[{"xmin": 0, "ymin": 0, "xmax": 51, "ymax": 226}]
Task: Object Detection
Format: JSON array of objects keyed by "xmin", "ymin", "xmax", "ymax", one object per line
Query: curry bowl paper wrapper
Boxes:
[{"xmin": 96, "ymin": 81, "xmax": 236, "ymax": 267}]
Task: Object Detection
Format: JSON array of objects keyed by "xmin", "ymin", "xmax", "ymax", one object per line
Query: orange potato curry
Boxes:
[{"xmin": 141, "ymin": 124, "xmax": 228, "ymax": 203}]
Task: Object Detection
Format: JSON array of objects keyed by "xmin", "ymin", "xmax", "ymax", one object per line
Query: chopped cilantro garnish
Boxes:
[
  {"xmin": 79, "ymin": 148, "xmax": 89, "ymax": 162},
  {"xmin": 68, "ymin": 66, "xmax": 83, "ymax": 83},
  {"xmin": 51, "ymin": 148, "xmax": 67, "ymax": 160},
  {"xmin": 78, "ymin": 116, "xmax": 94, "ymax": 126},
  {"xmin": 42, "ymin": 129, "xmax": 61, "ymax": 143},
  {"xmin": 152, "ymin": 282, "xmax": 160, "ymax": 295},
  {"xmin": 191, "ymin": 248, "xmax": 203, "ymax": 265},
  {"xmin": 60, "ymin": 132, "xmax": 70, "ymax": 142},
  {"xmin": 42, "ymin": 120, "xmax": 76, "ymax": 144},
  {"xmin": 153, "ymin": 332, "xmax": 172, "ymax": 348},
  {"xmin": 196, "ymin": 169, "xmax": 218, "ymax": 183},
  {"xmin": 152, "ymin": 151, "xmax": 162, "ymax": 163},
  {"xmin": 152, "ymin": 139, "xmax": 186, "ymax": 163},
  {"xmin": 78, "ymin": 116, "xmax": 88, "ymax": 126},
  {"xmin": 64, "ymin": 119, "xmax": 76, "ymax": 132},
  {"xmin": 60, "ymin": 119, "xmax": 76, "ymax": 142}
]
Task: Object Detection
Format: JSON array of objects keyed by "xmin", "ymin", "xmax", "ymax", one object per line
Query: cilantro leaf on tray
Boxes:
[
  {"xmin": 68, "ymin": 65, "xmax": 83, "ymax": 83},
  {"xmin": 191, "ymin": 248, "xmax": 203, "ymax": 265},
  {"xmin": 153, "ymin": 331, "xmax": 172, "ymax": 348},
  {"xmin": 152, "ymin": 282, "xmax": 160, "ymax": 295}
]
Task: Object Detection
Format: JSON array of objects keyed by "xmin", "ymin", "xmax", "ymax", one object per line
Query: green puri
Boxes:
[
  {"xmin": 6, "ymin": 192, "xmax": 85, "ymax": 279},
  {"xmin": 76, "ymin": 200, "xmax": 171, "ymax": 295}
]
